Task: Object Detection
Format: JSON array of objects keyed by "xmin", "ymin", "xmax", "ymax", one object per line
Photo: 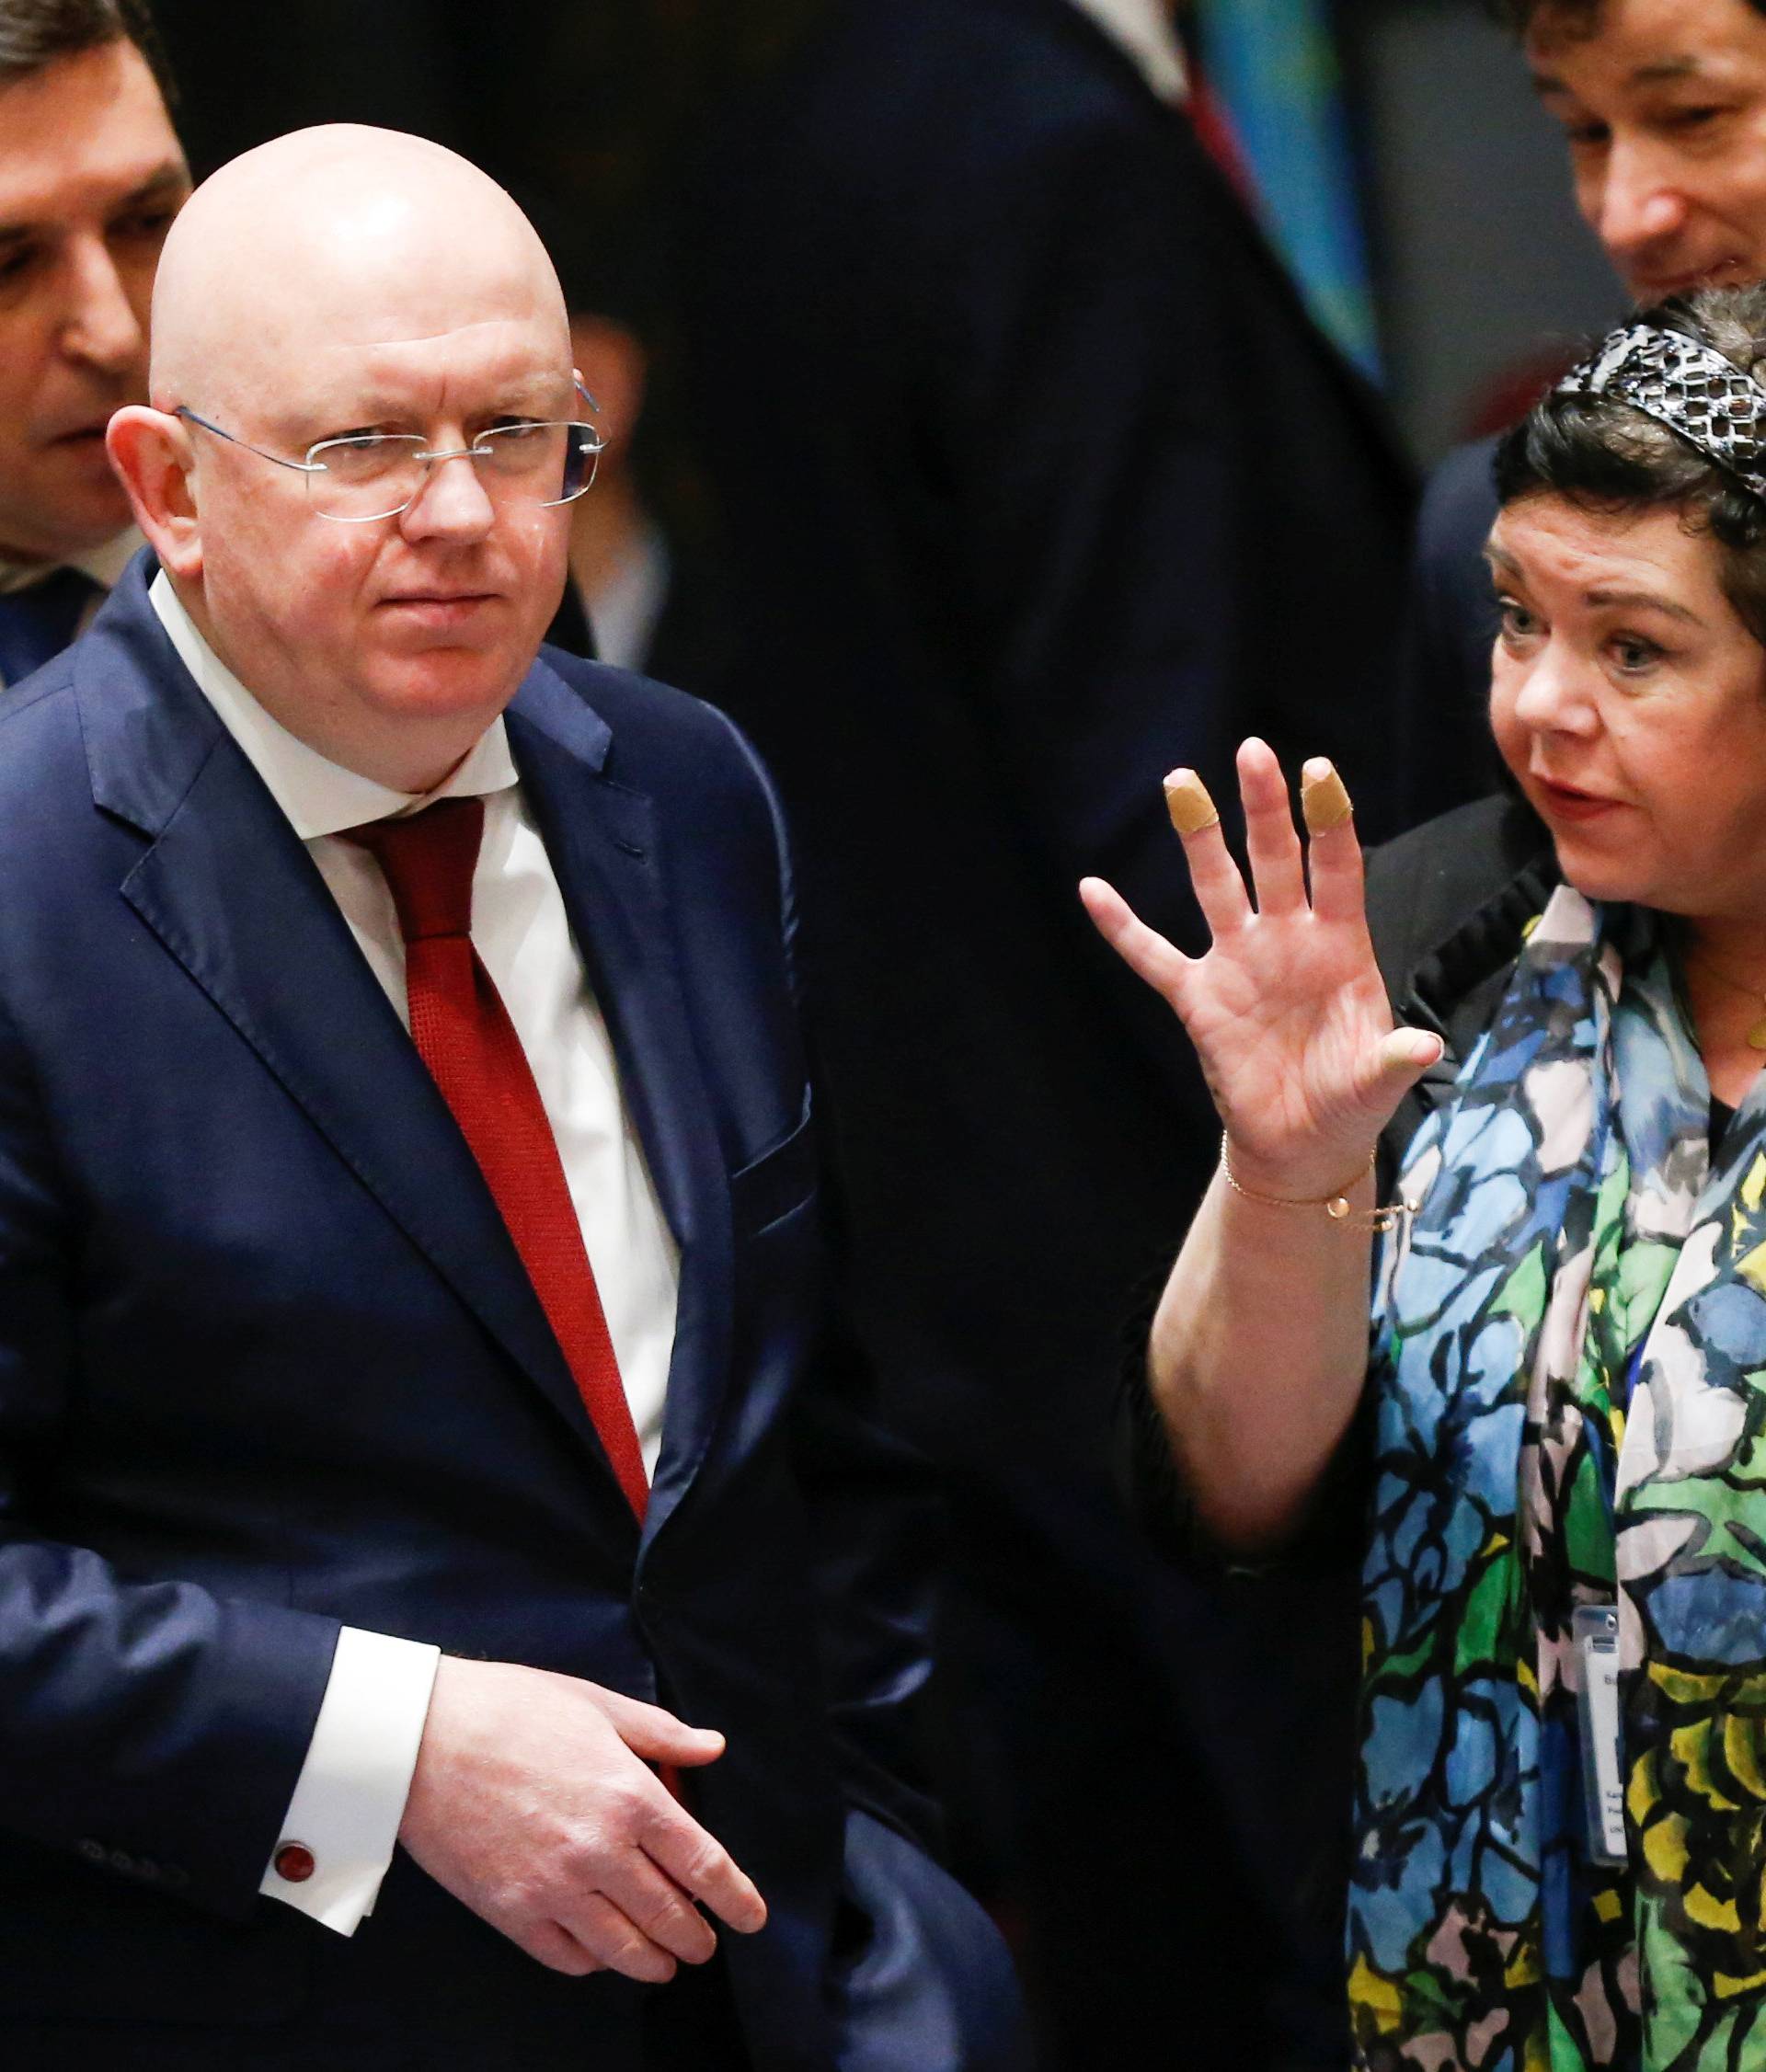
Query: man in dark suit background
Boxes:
[
  {"xmin": 0, "ymin": 0, "xmax": 188, "ymax": 689},
  {"xmin": 1403, "ymin": 0, "xmax": 1766, "ymax": 825},
  {"xmin": 556, "ymin": 240, "xmax": 733, "ymax": 693},
  {"xmin": 0, "ymin": 121, "xmax": 1023, "ymax": 2069},
  {"xmin": 683, "ymin": 1, "xmax": 1415, "ymax": 2061},
  {"xmin": 0, "ymin": 0, "xmax": 591, "ymax": 697}
]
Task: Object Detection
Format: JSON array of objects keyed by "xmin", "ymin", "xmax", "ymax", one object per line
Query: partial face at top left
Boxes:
[{"xmin": 0, "ymin": 38, "xmax": 188, "ymax": 564}]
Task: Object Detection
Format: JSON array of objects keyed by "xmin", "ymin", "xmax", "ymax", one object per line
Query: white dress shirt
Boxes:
[
  {"xmin": 149, "ymin": 572, "xmax": 682, "ymax": 1933},
  {"xmin": 1066, "ymin": 0, "xmax": 1188, "ymax": 105}
]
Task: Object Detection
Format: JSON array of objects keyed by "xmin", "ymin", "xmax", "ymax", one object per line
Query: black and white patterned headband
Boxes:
[{"xmin": 1552, "ymin": 323, "xmax": 1766, "ymax": 507}]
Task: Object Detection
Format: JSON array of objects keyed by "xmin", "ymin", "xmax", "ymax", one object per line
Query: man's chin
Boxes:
[
  {"xmin": 0, "ymin": 484, "xmax": 133, "ymax": 567},
  {"xmin": 369, "ymin": 605, "xmax": 544, "ymax": 685},
  {"xmin": 365, "ymin": 648, "xmax": 533, "ymax": 725}
]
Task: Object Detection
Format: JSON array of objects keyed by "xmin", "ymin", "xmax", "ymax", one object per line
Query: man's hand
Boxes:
[{"xmin": 396, "ymin": 1657, "xmax": 767, "ymax": 1980}]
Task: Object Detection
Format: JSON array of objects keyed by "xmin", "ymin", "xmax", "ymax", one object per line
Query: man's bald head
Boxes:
[
  {"xmin": 106, "ymin": 123, "xmax": 581, "ymax": 793},
  {"xmin": 149, "ymin": 126, "xmax": 568, "ymax": 417}
]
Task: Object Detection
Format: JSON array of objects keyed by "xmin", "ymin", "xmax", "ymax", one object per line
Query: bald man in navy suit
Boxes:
[{"xmin": 0, "ymin": 122, "xmax": 1021, "ymax": 2071}]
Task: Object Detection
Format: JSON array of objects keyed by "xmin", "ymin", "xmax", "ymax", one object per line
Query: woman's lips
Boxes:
[
  {"xmin": 1533, "ymin": 776, "xmax": 1622, "ymax": 823},
  {"xmin": 1631, "ymin": 258, "xmax": 1746, "ymax": 299}
]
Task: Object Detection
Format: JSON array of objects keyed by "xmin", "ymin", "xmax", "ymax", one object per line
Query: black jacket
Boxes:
[
  {"xmin": 1398, "ymin": 436, "xmax": 1508, "ymax": 824},
  {"xmin": 682, "ymin": 0, "xmax": 1419, "ymax": 1503},
  {"xmin": 682, "ymin": 6, "xmax": 1417, "ymax": 2056}
]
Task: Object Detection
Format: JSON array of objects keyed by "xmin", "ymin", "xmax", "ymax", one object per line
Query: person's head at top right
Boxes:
[
  {"xmin": 0, "ymin": 0, "xmax": 187, "ymax": 567},
  {"xmin": 1506, "ymin": 0, "xmax": 1766, "ymax": 301}
]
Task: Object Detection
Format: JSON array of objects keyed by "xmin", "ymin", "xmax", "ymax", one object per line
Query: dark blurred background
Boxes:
[{"xmin": 154, "ymin": 0, "xmax": 1619, "ymax": 511}]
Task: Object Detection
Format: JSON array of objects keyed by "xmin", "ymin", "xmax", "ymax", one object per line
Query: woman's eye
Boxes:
[
  {"xmin": 1497, "ymin": 598, "xmax": 1540, "ymax": 640},
  {"xmin": 1611, "ymin": 635, "xmax": 1661, "ymax": 673}
]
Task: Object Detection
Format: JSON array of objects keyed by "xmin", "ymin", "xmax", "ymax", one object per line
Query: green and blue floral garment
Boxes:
[{"xmin": 1350, "ymin": 887, "xmax": 1766, "ymax": 2071}]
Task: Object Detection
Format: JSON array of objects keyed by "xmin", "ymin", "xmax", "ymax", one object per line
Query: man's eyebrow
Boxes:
[
  {"xmin": 0, "ymin": 160, "xmax": 189, "ymax": 246},
  {"xmin": 110, "ymin": 163, "xmax": 192, "ymax": 211},
  {"xmin": 494, "ymin": 376, "xmax": 573, "ymax": 413},
  {"xmin": 301, "ymin": 376, "xmax": 571, "ymax": 426},
  {"xmin": 1531, "ymin": 53, "xmax": 1709, "ymax": 99},
  {"xmin": 1629, "ymin": 55, "xmax": 1706, "ymax": 86}
]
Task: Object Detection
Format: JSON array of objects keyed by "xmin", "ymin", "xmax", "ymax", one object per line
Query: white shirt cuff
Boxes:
[{"xmin": 258, "ymin": 1626, "xmax": 440, "ymax": 1935}]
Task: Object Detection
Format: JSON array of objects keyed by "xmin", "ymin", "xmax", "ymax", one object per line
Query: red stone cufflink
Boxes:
[{"xmin": 273, "ymin": 1841, "xmax": 316, "ymax": 1883}]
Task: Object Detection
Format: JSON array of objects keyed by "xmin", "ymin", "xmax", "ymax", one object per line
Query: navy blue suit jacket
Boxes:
[{"xmin": 0, "ymin": 558, "xmax": 1021, "ymax": 2067}]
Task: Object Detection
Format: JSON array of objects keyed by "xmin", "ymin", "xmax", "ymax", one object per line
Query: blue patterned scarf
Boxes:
[{"xmin": 1348, "ymin": 886, "xmax": 1766, "ymax": 2071}]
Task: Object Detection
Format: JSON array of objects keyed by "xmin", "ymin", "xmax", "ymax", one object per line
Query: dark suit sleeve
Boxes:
[
  {"xmin": 926, "ymin": 105, "xmax": 1406, "ymax": 1079},
  {"xmin": 942, "ymin": 112, "xmax": 1241, "ymax": 886},
  {"xmin": 0, "ymin": 985, "xmax": 340, "ymax": 1919},
  {"xmin": 1396, "ymin": 438, "xmax": 1507, "ymax": 827}
]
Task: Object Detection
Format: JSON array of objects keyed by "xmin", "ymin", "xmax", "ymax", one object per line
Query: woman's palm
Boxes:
[{"xmin": 1082, "ymin": 742, "xmax": 1439, "ymax": 1193}]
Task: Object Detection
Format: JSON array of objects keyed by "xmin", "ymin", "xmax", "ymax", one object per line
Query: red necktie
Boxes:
[{"xmin": 349, "ymin": 797, "xmax": 649, "ymax": 1520}]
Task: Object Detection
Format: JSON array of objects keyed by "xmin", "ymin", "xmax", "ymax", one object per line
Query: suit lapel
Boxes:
[
  {"xmin": 508, "ymin": 663, "xmax": 737, "ymax": 1546},
  {"xmin": 76, "ymin": 567, "xmax": 642, "ymax": 1541}
]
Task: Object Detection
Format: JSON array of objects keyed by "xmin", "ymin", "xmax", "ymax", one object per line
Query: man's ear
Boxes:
[{"xmin": 107, "ymin": 406, "xmax": 203, "ymax": 578}]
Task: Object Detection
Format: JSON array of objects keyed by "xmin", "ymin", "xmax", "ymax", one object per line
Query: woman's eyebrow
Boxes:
[
  {"xmin": 1483, "ymin": 547, "xmax": 1708, "ymax": 625},
  {"xmin": 1583, "ymin": 587, "xmax": 1703, "ymax": 624}
]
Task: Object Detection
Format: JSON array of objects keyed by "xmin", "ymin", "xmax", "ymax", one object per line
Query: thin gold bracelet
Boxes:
[{"xmin": 1219, "ymin": 1134, "xmax": 1410, "ymax": 1235}]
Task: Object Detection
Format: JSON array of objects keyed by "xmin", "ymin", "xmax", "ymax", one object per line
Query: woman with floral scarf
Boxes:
[{"xmin": 1084, "ymin": 285, "xmax": 1766, "ymax": 2072}]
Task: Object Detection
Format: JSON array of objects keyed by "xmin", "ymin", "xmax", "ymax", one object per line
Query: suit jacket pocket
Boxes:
[{"xmin": 728, "ymin": 1102, "xmax": 816, "ymax": 1240}]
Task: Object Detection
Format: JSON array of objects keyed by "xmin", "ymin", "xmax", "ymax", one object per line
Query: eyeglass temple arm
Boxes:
[{"xmin": 174, "ymin": 407, "xmax": 325, "ymax": 476}]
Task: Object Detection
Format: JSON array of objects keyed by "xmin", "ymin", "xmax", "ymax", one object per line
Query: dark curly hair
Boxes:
[
  {"xmin": 0, "ymin": 0, "xmax": 174, "ymax": 105},
  {"xmin": 1495, "ymin": 286, "xmax": 1766, "ymax": 647}
]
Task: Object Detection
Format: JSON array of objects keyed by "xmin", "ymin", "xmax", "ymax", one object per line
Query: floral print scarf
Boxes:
[{"xmin": 1349, "ymin": 886, "xmax": 1766, "ymax": 2072}]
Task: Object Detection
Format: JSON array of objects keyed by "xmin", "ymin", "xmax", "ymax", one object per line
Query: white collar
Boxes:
[
  {"xmin": 0, "ymin": 524, "xmax": 145, "ymax": 598},
  {"xmin": 148, "ymin": 568, "xmax": 519, "ymax": 840},
  {"xmin": 1065, "ymin": 0, "xmax": 1187, "ymax": 105}
]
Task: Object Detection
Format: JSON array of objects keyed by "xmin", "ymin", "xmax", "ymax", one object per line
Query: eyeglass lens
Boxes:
[{"xmin": 305, "ymin": 421, "xmax": 600, "ymax": 522}]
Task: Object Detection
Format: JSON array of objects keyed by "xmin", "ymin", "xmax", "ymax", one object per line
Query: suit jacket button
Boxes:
[
  {"xmin": 77, "ymin": 1837, "xmax": 106, "ymax": 1865},
  {"xmin": 273, "ymin": 1842, "xmax": 316, "ymax": 1884}
]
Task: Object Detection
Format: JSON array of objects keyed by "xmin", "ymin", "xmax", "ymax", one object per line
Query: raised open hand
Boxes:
[{"xmin": 1080, "ymin": 738, "xmax": 1440, "ymax": 1199}]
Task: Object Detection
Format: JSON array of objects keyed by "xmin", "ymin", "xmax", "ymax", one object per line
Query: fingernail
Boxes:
[
  {"xmin": 1164, "ymin": 768, "xmax": 1220, "ymax": 837},
  {"xmin": 1301, "ymin": 762, "xmax": 1352, "ymax": 835}
]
